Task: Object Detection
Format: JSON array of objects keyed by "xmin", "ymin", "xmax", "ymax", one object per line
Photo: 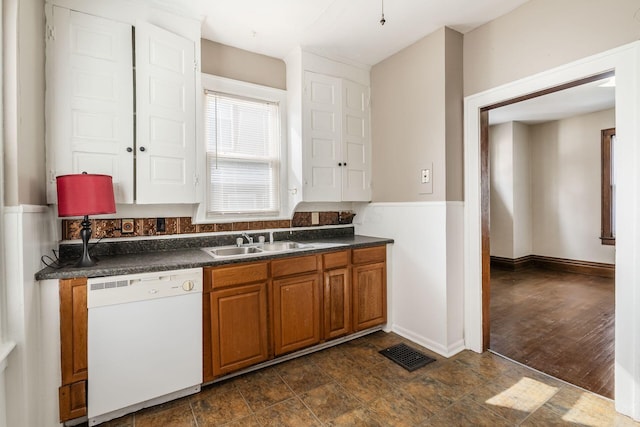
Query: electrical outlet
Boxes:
[
  {"xmin": 156, "ymin": 218, "xmax": 166, "ymax": 233},
  {"xmin": 311, "ymin": 212, "xmax": 319, "ymax": 225}
]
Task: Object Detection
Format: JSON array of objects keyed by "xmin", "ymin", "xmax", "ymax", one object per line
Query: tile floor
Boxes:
[{"xmin": 94, "ymin": 331, "xmax": 640, "ymax": 426}]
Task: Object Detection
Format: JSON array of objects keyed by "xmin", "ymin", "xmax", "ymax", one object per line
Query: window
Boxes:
[
  {"xmin": 200, "ymin": 75, "xmax": 287, "ymax": 220},
  {"xmin": 601, "ymin": 127, "xmax": 615, "ymax": 245}
]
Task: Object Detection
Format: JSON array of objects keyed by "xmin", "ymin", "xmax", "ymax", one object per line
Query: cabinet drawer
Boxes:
[
  {"xmin": 323, "ymin": 250, "xmax": 350, "ymax": 269},
  {"xmin": 205, "ymin": 262, "xmax": 269, "ymax": 291},
  {"xmin": 352, "ymin": 245, "xmax": 386, "ymax": 265},
  {"xmin": 271, "ymin": 255, "xmax": 319, "ymax": 278}
]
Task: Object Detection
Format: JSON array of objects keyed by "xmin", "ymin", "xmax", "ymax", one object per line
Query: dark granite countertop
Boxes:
[{"xmin": 35, "ymin": 234, "xmax": 393, "ymax": 281}]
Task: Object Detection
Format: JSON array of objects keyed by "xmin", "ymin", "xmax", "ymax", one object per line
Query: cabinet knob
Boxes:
[
  {"xmin": 126, "ymin": 147, "xmax": 133, "ymax": 153},
  {"xmin": 139, "ymin": 147, "xmax": 146, "ymax": 152},
  {"xmin": 343, "ymin": 163, "xmax": 347, "ymax": 167},
  {"xmin": 338, "ymin": 162, "xmax": 343, "ymax": 166}
]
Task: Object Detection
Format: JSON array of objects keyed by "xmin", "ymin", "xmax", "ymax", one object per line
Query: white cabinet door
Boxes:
[
  {"xmin": 135, "ymin": 21, "xmax": 197, "ymax": 204},
  {"xmin": 303, "ymin": 72, "xmax": 342, "ymax": 202},
  {"xmin": 46, "ymin": 7, "xmax": 134, "ymax": 203},
  {"xmin": 342, "ymin": 79, "xmax": 371, "ymax": 201},
  {"xmin": 302, "ymin": 72, "xmax": 371, "ymax": 202}
]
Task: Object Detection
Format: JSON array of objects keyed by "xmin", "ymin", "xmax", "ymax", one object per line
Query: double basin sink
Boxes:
[{"xmin": 202, "ymin": 241, "xmax": 312, "ymax": 259}]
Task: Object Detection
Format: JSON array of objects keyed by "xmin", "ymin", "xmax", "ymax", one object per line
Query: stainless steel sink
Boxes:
[
  {"xmin": 260, "ymin": 241, "xmax": 306, "ymax": 252},
  {"xmin": 202, "ymin": 246, "xmax": 263, "ymax": 257},
  {"xmin": 202, "ymin": 241, "xmax": 313, "ymax": 259}
]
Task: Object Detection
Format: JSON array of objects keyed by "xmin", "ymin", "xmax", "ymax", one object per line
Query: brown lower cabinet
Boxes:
[
  {"xmin": 323, "ymin": 251, "xmax": 351, "ymax": 340},
  {"xmin": 352, "ymin": 246, "xmax": 387, "ymax": 331},
  {"xmin": 203, "ymin": 245, "xmax": 387, "ymax": 380},
  {"xmin": 272, "ymin": 272, "xmax": 322, "ymax": 355},
  {"xmin": 203, "ymin": 262, "xmax": 270, "ymax": 382},
  {"xmin": 58, "ymin": 277, "xmax": 88, "ymax": 421}
]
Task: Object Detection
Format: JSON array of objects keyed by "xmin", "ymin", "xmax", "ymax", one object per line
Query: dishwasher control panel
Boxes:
[{"xmin": 87, "ymin": 268, "xmax": 203, "ymax": 308}]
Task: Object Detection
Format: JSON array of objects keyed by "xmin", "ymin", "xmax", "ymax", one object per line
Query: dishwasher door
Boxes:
[{"xmin": 87, "ymin": 268, "xmax": 203, "ymax": 425}]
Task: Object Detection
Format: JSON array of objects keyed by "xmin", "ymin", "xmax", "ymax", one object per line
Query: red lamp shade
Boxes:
[{"xmin": 56, "ymin": 174, "xmax": 116, "ymax": 217}]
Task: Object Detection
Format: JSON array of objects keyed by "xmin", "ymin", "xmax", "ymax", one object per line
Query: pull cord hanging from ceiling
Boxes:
[{"xmin": 380, "ymin": 0, "xmax": 386, "ymax": 25}]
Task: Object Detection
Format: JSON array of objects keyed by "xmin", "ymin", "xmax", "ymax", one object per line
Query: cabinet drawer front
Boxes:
[
  {"xmin": 271, "ymin": 255, "xmax": 319, "ymax": 278},
  {"xmin": 352, "ymin": 245, "xmax": 386, "ymax": 265},
  {"xmin": 205, "ymin": 263, "xmax": 269, "ymax": 290},
  {"xmin": 323, "ymin": 250, "xmax": 350, "ymax": 269}
]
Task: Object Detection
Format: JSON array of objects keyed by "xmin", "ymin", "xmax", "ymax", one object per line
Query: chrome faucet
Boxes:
[{"xmin": 241, "ymin": 232, "xmax": 253, "ymax": 244}]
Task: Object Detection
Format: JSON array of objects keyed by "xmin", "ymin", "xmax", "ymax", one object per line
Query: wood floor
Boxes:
[{"xmin": 490, "ymin": 265, "xmax": 614, "ymax": 399}]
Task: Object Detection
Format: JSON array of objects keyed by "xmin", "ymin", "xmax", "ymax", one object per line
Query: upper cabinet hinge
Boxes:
[
  {"xmin": 193, "ymin": 173, "xmax": 199, "ymax": 186},
  {"xmin": 194, "ymin": 60, "xmax": 199, "ymax": 71},
  {"xmin": 46, "ymin": 25, "xmax": 55, "ymax": 41}
]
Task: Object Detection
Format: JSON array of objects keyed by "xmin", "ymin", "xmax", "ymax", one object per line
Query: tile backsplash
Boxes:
[{"xmin": 61, "ymin": 211, "xmax": 356, "ymax": 241}]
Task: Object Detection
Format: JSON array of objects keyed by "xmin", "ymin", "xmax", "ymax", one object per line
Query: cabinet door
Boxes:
[
  {"xmin": 352, "ymin": 262, "xmax": 387, "ymax": 331},
  {"xmin": 324, "ymin": 268, "xmax": 351, "ymax": 340},
  {"xmin": 58, "ymin": 278, "xmax": 89, "ymax": 421},
  {"xmin": 59, "ymin": 278, "xmax": 88, "ymax": 385},
  {"xmin": 303, "ymin": 71, "xmax": 342, "ymax": 202},
  {"xmin": 135, "ymin": 21, "xmax": 197, "ymax": 204},
  {"xmin": 342, "ymin": 79, "xmax": 371, "ymax": 201},
  {"xmin": 272, "ymin": 273, "xmax": 321, "ymax": 355},
  {"xmin": 209, "ymin": 282, "xmax": 269, "ymax": 377},
  {"xmin": 46, "ymin": 7, "xmax": 134, "ymax": 203}
]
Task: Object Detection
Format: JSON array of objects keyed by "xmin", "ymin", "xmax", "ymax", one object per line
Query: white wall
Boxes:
[
  {"xmin": 4, "ymin": 206, "xmax": 56, "ymax": 427},
  {"xmin": 530, "ymin": 109, "xmax": 615, "ymax": 264},
  {"xmin": 355, "ymin": 202, "xmax": 464, "ymax": 357}
]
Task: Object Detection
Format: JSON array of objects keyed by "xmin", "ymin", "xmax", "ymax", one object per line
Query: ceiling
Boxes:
[
  {"xmin": 184, "ymin": 0, "xmax": 613, "ymax": 126},
  {"xmin": 197, "ymin": 0, "xmax": 529, "ymax": 66},
  {"xmin": 489, "ymin": 76, "xmax": 616, "ymax": 125}
]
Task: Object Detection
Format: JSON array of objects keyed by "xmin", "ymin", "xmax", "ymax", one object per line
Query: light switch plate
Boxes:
[
  {"xmin": 311, "ymin": 212, "xmax": 319, "ymax": 225},
  {"xmin": 419, "ymin": 162, "xmax": 434, "ymax": 195}
]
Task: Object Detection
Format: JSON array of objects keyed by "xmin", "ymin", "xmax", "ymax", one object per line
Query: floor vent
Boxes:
[{"xmin": 379, "ymin": 343, "xmax": 436, "ymax": 372}]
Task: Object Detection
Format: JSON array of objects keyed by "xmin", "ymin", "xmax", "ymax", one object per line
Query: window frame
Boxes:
[
  {"xmin": 195, "ymin": 74, "xmax": 289, "ymax": 223},
  {"xmin": 601, "ymin": 127, "xmax": 615, "ymax": 246}
]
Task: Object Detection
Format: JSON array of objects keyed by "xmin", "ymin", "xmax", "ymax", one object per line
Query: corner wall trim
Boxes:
[{"xmin": 490, "ymin": 255, "xmax": 615, "ymax": 278}]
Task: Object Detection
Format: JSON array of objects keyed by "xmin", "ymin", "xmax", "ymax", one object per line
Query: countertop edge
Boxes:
[{"xmin": 35, "ymin": 236, "xmax": 394, "ymax": 281}]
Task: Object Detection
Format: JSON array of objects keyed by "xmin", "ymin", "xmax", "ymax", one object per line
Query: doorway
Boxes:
[
  {"xmin": 463, "ymin": 41, "xmax": 640, "ymax": 418},
  {"xmin": 482, "ymin": 75, "xmax": 616, "ymax": 397}
]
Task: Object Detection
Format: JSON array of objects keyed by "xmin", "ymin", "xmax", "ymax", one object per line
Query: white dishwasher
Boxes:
[{"xmin": 87, "ymin": 268, "xmax": 203, "ymax": 426}]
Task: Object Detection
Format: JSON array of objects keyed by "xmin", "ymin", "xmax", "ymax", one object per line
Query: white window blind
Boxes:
[{"xmin": 204, "ymin": 91, "xmax": 281, "ymax": 215}]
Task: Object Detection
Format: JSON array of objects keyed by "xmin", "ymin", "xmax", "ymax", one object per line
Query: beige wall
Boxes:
[
  {"xmin": 490, "ymin": 121, "xmax": 532, "ymax": 259},
  {"xmin": 464, "ymin": 0, "xmax": 640, "ymax": 96},
  {"xmin": 201, "ymin": 39, "xmax": 286, "ymax": 90},
  {"xmin": 3, "ymin": 0, "xmax": 46, "ymax": 206},
  {"xmin": 489, "ymin": 122, "xmax": 515, "ymax": 258},
  {"xmin": 444, "ymin": 28, "xmax": 464, "ymax": 201},
  {"xmin": 530, "ymin": 108, "xmax": 615, "ymax": 264},
  {"xmin": 370, "ymin": 27, "xmax": 463, "ymax": 202}
]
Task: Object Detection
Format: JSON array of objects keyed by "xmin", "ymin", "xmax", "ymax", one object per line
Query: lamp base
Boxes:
[{"xmin": 76, "ymin": 215, "xmax": 96, "ymax": 268}]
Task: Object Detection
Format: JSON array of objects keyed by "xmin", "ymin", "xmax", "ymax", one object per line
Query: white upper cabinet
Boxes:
[
  {"xmin": 135, "ymin": 21, "xmax": 196, "ymax": 204},
  {"xmin": 46, "ymin": 7, "xmax": 134, "ymax": 203},
  {"xmin": 341, "ymin": 78, "xmax": 371, "ymax": 201},
  {"xmin": 303, "ymin": 72, "xmax": 371, "ymax": 202},
  {"xmin": 287, "ymin": 50, "xmax": 372, "ymax": 203},
  {"xmin": 45, "ymin": 6, "xmax": 198, "ymax": 204}
]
